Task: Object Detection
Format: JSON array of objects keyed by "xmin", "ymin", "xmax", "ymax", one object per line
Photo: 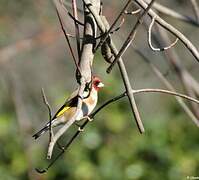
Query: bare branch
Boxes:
[
  {"xmin": 35, "ymin": 92, "xmax": 127, "ymax": 173},
  {"xmin": 135, "ymin": 0, "xmax": 199, "ymax": 63},
  {"xmin": 149, "ymin": 20, "xmax": 199, "ymax": 118},
  {"xmin": 84, "ymin": 0, "xmax": 145, "ymax": 133},
  {"xmin": 133, "ymin": 88, "xmax": 199, "ymax": 105},
  {"xmin": 189, "ymin": 0, "xmax": 199, "ymax": 22},
  {"xmin": 67, "ymin": 12, "xmax": 84, "ymax": 26},
  {"xmin": 134, "ymin": 49, "xmax": 199, "ymax": 127},
  {"xmin": 144, "ymin": 1, "xmax": 199, "ymax": 26},
  {"xmin": 124, "ymin": 9, "xmax": 141, "ymax": 15},
  {"xmin": 106, "ymin": 0, "xmax": 156, "ymax": 73},
  {"xmin": 94, "ymin": 0, "xmax": 132, "ymax": 52},
  {"xmin": 71, "ymin": 0, "xmax": 81, "ymax": 60},
  {"xmin": 54, "ymin": 0, "xmax": 81, "ymax": 75},
  {"xmin": 47, "ymin": 82, "xmax": 86, "ymax": 159},
  {"xmin": 41, "ymin": 88, "xmax": 54, "ymax": 142},
  {"xmin": 46, "ymin": 0, "xmax": 101, "ymax": 160},
  {"xmin": 148, "ymin": 16, "xmax": 179, "ymax": 51},
  {"xmin": 35, "ymin": 83, "xmax": 199, "ymax": 173}
]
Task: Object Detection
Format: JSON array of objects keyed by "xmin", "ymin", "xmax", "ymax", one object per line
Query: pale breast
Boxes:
[{"xmin": 76, "ymin": 89, "xmax": 98, "ymax": 121}]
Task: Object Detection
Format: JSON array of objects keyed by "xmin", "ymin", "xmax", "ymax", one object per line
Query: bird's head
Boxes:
[{"xmin": 92, "ymin": 76, "xmax": 104, "ymax": 91}]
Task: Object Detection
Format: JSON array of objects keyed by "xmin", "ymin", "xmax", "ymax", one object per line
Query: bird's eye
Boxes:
[{"xmin": 95, "ymin": 81, "xmax": 100, "ymax": 86}]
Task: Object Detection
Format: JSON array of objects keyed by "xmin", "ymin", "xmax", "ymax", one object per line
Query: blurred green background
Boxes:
[{"xmin": 0, "ymin": 0, "xmax": 199, "ymax": 179}]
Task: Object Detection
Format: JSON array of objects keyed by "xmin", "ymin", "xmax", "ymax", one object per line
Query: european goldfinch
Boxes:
[{"xmin": 33, "ymin": 76, "xmax": 104, "ymax": 139}]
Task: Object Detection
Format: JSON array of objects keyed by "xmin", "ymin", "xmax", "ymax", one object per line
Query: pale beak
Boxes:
[{"xmin": 97, "ymin": 82, "xmax": 104, "ymax": 88}]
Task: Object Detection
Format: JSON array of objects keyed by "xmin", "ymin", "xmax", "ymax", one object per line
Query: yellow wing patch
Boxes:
[{"xmin": 56, "ymin": 106, "xmax": 70, "ymax": 118}]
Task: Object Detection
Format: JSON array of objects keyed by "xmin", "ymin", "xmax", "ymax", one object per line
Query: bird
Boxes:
[{"xmin": 32, "ymin": 76, "xmax": 104, "ymax": 139}]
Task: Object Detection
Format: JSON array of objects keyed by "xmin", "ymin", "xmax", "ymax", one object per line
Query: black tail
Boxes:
[{"xmin": 32, "ymin": 125, "xmax": 49, "ymax": 139}]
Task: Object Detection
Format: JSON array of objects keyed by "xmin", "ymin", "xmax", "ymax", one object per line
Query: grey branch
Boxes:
[
  {"xmin": 189, "ymin": 0, "xmax": 199, "ymax": 22},
  {"xmin": 135, "ymin": 0, "xmax": 199, "ymax": 63},
  {"xmin": 83, "ymin": 0, "xmax": 145, "ymax": 133},
  {"xmin": 148, "ymin": 15, "xmax": 179, "ymax": 51},
  {"xmin": 135, "ymin": 49, "xmax": 199, "ymax": 127},
  {"xmin": 151, "ymin": 21, "xmax": 199, "ymax": 119},
  {"xmin": 144, "ymin": 0, "xmax": 199, "ymax": 26},
  {"xmin": 106, "ymin": 0, "xmax": 156, "ymax": 73},
  {"xmin": 47, "ymin": 0, "xmax": 100, "ymax": 159}
]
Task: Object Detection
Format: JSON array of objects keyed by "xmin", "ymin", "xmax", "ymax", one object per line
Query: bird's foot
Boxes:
[
  {"xmin": 78, "ymin": 127, "xmax": 84, "ymax": 132},
  {"xmin": 86, "ymin": 116, "xmax": 93, "ymax": 122}
]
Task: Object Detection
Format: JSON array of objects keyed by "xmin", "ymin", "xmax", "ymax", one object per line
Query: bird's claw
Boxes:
[
  {"xmin": 78, "ymin": 127, "xmax": 84, "ymax": 132},
  {"xmin": 86, "ymin": 116, "xmax": 93, "ymax": 122}
]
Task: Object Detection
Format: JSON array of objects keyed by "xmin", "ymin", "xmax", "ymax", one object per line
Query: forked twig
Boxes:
[
  {"xmin": 41, "ymin": 88, "xmax": 53, "ymax": 142},
  {"xmin": 106, "ymin": 0, "xmax": 156, "ymax": 73},
  {"xmin": 148, "ymin": 16, "xmax": 178, "ymax": 51},
  {"xmin": 133, "ymin": 89, "xmax": 199, "ymax": 104},
  {"xmin": 84, "ymin": 0, "xmax": 145, "ymax": 133},
  {"xmin": 134, "ymin": 49, "xmax": 199, "ymax": 127},
  {"xmin": 35, "ymin": 86, "xmax": 199, "ymax": 173},
  {"xmin": 35, "ymin": 0, "xmax": 199, "ymax": 173},
  {"xmin": 46, "ymin": 0, "xmax": 99, "ymax": 160},
  {"xmin": 94, "ymin": 0, "xmax": 132, "ymax": 52},
  {"xmin": 54, "ymin": 0, "xmax": 81, "ymax": 76},
  {"xmin": 144, "ymin": 0, "xmax": 199, "ymax": 26},
  {"xmin": 35, "ymin": 92, "xmax": 126, "ymax": 174},
  {"xmin": 47, "ymin": 81, "xmax": 86, "ymax": 159},
  {"xmin": 135, "ymin": 0, "xmax": 199, "ymax": 62},
  {"xmin": 67, "ymin": 12, "xmax": 84, "ymax": 26}
]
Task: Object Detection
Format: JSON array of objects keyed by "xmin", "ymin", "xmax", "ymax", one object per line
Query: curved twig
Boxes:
[
  {"xmin": 68, "ymin": 12, "xmax": 84, "ymax": 26},
  {"xmin": 54, "ymin": 0, "xmax": 82, "ymax": 76},
  {"xmin": 134, "ymin": 49, "xmax": 199, "ymax": 127},
  {"xmin": 35, "ymin": 92, "xmax": 126, "ymax": 174},
  {"xmin": 35, "ymin": 85, "xmax": 199, "ymax": 173},
  {"xmin": 84, "ymin": 0, "xmax": 145, "ymax": 133},
  {"xmin": 124, "ymin": 9, "xmax": 141, "ymax": 15},
  {"xmin": 148, "ymin": 16, "xmax": 179, "ymax": 51},
  {"xmin": 135, "ymin": 0, "xmax": 199, "ymax": 62},
  {"xmin": 106, "ymin": 0, "xmax": 156, "ymax": 73},
  {"xmin": 144, "ymin": 1, "xmax": 199, "ymax": 26},
  {"xmin": 94, "ymin": 0, "xmax": 132, "ymax": 52},
  {"xmin": 111, "ymin": 17, "xmax": 125, "ymax": 33},
  {"xmin": 133, "ymin": 88, "xmax": 199, "ymax": 105}
]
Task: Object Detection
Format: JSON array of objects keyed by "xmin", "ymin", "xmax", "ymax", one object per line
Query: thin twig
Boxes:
[
  {"xmin": 35, "ymin": 92, "xmax": 126, "ymax": 173},
  {"xmin": 84, "ymin": 0, "xmax": 145, "ymax": 133},
  {"xmin": 46, "ymin": 0, "xmax": 100, "ymax": 159},
  {"xmin": 135, "ymin": 0, "xmax": 199, "ymax": 63},
  {"xmin": 124, "ymin": 9, "xmax": 141, "ymax": 15},
  {"xmin": 35, "ymin": 85, "xmax": 199, "ymax": 173},
  {"xmin": 150, "ymin": 20, "xmax": 199, "ymax": 118},
  {"xmin": 148, "ymin": 16, "xmax": 179, "ymax": 51},
  {"xmin": 47, "ymin": 81, "xmax": 86, "ymax": 159},
  {"xmin": 111, "ymin": 18, "xmax": 125, "ymax": 33},
  {"xmin": 94, "ymin": 0, "xmax": 132, "ymax": 52},
  {"xmin": 144, "ymin": 1, "xmax": 199, "ymax": 26},
  {"xmin": 133, "ymin": 88, "xmax": 199, "ymax": 104},
  {"xmin": 189, "ymin": 0, "xmax": 199, "ymax": 22},
  {"xmin": 134, "ymin": 49, "xmax": 199, "ymax": 127},
  {"xmin": 106, "ymin": 0, "xmax": 156, "ymax": 73},
  {"xmin": 71, "ymin": 0, "xmax": 81, "ymax": 60},
  {"xmin": 68, "ymin": 12, "xmax": 84, "ymax": 26},
  {"xmin": 54, "ymin": 0, "xmax": 81, "ymax": 76},
  {"xmin": 41, "ymin": 88, "xmax": 53, "ymax": 143}
]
